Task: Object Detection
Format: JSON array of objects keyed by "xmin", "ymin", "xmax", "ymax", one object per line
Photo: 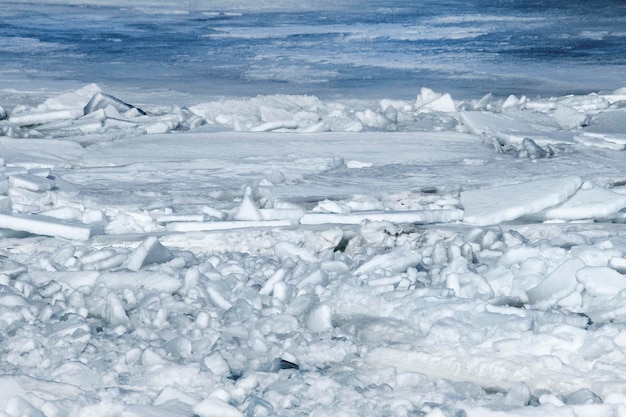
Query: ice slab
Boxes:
[
  {"xmin": 8, "ymin": 174, "xmax": 55, "ymax": 192},
  {"xmin": 461, "ymin": 176, "xmax": 583, "ymax": 226},
  {"xmin": 366, "ymin": 346, "xmax": 588, "ymax": 394},
  {"xmin": 528, "ymin": 184, "xmax": 626, "ymax": 221},
  {"xmin": 526, "ymin": 258, "xmax": 586, "ymax": 306},
  {"xmin": 0, "ymin": 212, "xmax": 97, "ymax": 240},
  {"xmin": 574, "ymin": 132, "xmax": 626, "ymax": 150},
  {"xmin": 459, "ymin": 111, "xmax": 574, "ymax": 146},
  {"xmin": 8, "ymin": 108, "xmax": 84, "ymax": 127},
  {"xmin": 84, "ymin": 92, "xmax": 146, "ymax": 116},
  {"xmin": 156, "ymin": 214, "xmax": 206, "ymax": 223},
  {"xmin": 166, "ymin": 220, "xmax": 291, "ymax": 232},
  {"xmin": 124, "ymin": 236, "xmax": 174, "ymax": 271},
  {"xmin": 576, "ymin": 267, "xmax": 626, "ymax": 297},
  {"xmin": 300, "ymin": 209, "xmax": 462, "ymax": 225}
]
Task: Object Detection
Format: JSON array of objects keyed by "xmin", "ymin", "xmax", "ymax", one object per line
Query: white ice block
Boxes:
[
  {"xmin": 124, "ymin": 236, "xmax": 174, "ymax": 271},
  {"xmin": 250, "ymin": 120, "xmax": 299, "ymax": 132},
  {"xmin": 0, "ymin": 196, "xmax": 10, "ymax": 212},
  {"xmin": 576, "ymin": 267, "xmax": 626, "ymax": 297},
  {"xmin": 526, "ymin": 258, "xmax": 586, "ymax": 306},
  {"xmin": 0, "ymin": 212, "xmax": 96, "ymax": 240},
  {"xmin": 300, "ymin": 209, "xmax": 462, "ymax": 225},
  {"xmin": 9, "ymin": 174, "xmax": 56, "ymax": 191}
]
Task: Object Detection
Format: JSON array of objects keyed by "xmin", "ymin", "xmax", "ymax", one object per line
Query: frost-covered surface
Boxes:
[
  {"xmin": 1, "ymin": 84, "xmax": 626, "ymax": 417},
  {"xmin": 2, "ymin": 1, "xmax": 626, "ymax": 416}
]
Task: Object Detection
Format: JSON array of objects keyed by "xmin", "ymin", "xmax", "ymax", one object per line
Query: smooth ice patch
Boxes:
[{"xmin": 461, "ymin": 176, "xmax": 583, "ymax": 226}]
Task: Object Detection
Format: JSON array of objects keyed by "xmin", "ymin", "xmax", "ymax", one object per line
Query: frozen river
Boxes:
[{"xmin": 1, "ymin": 0, "xmax": 625, "ymax": 102}]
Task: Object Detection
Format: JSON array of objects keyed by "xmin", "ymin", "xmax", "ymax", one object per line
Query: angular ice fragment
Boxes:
[
  {"xmin": 201, "ymin": 206, "xmax": 228, "ymax": 220},
  {"xmin": 306, "ymin": 303, "xmax": 333, "ymax": 332},
  {"xmin": 0, "ymin": 196, "xmax": 10, "ymax": 212},
  {"xmin": 124, "ymin": 236, "xmax": 174, "ymax": 271},
  {"xmin": 275, "ymin": 242, "xmax": 318, "ymax": 263},
  {"xmin": 163, "ymin": 336, "xmax": 192, "ymax": 359},
  {"xmin": 576, "ymin": 266, "xmax": 626, "ymax": 297},
  {"xmin": 233, "ymin": 194, "xmax": 263, "ymax": 221},
  {"xmin": 355, "ymin": 109, "xmax": 392, "ymax": 129},
  {"xmin": 608, "ymin": 257, "xmax": 626, "ymax": 274},
  {"xmin": 563, "ymin": 388, "xmax": 602, "ymax": 405},
  {"xmin": 84, "ymin": 92, "xmax": 146, "ymax": 116},
  {"xmin": 554, "ymin": 105, "xmax": 588, "ymax": 130},
  {"xmin": 415, "ymin": 88, "xmax": 457, "ymax": 113},
  {"xmin": 104, "ymin": 293, "xmax": 130, "ymax": 327},
  {"xmin": 250, "ymin": 120, "xmax": 298, "ymax": 132},
  {"xmin": 526, "ymin": 258, "xmax": 586, "ymax": 306},
  {"xmin": 201, "ymin": 351, "xmax": 231, "ymax": 376},
  {"xmin": 520, "ymin": 138, "xmax": 547, "ymax": 159},
  {"xmin": 355, "ymin": 242, "xmax": 421, "ymax": 275},
  {"xmin": 461, "ymin": 176, "xmax": 583, "ymax": 226},
  {"xmin": 9, "ymin": 174, "xmax": 55, "ymax": 192}
]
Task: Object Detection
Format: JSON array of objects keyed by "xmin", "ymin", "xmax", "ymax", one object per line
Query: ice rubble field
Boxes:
[{"xmin": 2, "ymin": 83, "xmax": 626, "ymax": 417}]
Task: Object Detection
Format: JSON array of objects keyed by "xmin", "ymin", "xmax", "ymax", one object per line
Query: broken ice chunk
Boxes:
[
  {"xmin": 83, "ymin": 92, "xmax": 146, "ymax": 116},
  {"xmin": 355, "ymin": 242, "xmax": 421, "ymax": 276},
  {"xmin": 526, "ymin": 258, "xmax": 586, "ymax": 306},
  {"xmin": 0, "ymin": 212, "xmax": 97, "ymax": 240},
  {"xmin": 124, "ymin": 236, "xmax": 174, "ymax": 271},
  {"xmin": 9, "ymin": 174, "xmax": 55, "ymax": 192}
]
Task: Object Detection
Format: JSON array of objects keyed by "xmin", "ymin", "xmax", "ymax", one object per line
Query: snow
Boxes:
[{"xmin": 1, "ymin": 1, "xmax": 626, "ymax": 417}]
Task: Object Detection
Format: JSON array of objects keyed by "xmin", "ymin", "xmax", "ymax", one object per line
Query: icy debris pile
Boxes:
[
  {"xmin": 0, "ymin": 84, "xmax": 202, "ymax": 138},
  {"xmin": 151, "ymin": 186, "xmax": 464, "ymax": 233},
  {"xmin": 0, "ymin": 158, "xmax": 104, "ymax": 240},
  {"xmin": 2, "ymin": 85, "xmax": 625, "ymax": 138},
  {"xmin": 460, "ymin": 87, "xmax": 626, "ymax": 152},
  {"xmin": 3, "ymin": 212, "xmax": 626, "ymax": 416}
]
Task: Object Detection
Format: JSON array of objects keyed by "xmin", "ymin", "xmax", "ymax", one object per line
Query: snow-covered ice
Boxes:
[{"xmin": 1, "ymin": 1, "xmax": 626, "ymax": 417}]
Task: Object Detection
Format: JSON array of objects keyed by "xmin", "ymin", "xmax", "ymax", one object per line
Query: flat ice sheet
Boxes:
[{"xmin": 461, "ymin": 176, "xmax": 583, "ymax": 226}]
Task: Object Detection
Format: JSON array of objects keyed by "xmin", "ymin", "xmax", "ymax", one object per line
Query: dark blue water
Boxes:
[{"xmin": 1, "ymin": 1, "xmax": 625, "ymax": 100}]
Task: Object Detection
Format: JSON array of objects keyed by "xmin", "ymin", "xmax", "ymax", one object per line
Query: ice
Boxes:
[
  {"xmin": 124, "ymin": 236, "xmax": 174, "ymax": 271},
  {"xmin": 576, "ymin": 267, "xmax": 626, "ymax": 297},
  {"xmin": 8, "ymin": 108, "xmax": 84, "ymax": 127},
  {"xmin": 461, "ymin": 176, "xmax": 583, "ymax": 226},
  {"xmin": 193, "ymin": 398, "xmax": 243, "ymax": 417},
  {"xmin": 553, "ymin": 105, "xmax": 588, "ymax": 130},
  {"xmin": 355, "ymin": 242, "xmax": 421, "ymax": 276},
  {"xmin": 8, "ymin": 174, "xmax": 55, "ymax": 192},
  {"xmin": 301, "ymin": 209, "xmax": 462, "ymax": 225},
  {"xmin": 526, "ymin": 258, "xmax": 586, "ymax": 307},
  {"xmin": 83, "ymin": 92, "xmax": 146, "ymax": 116},
  {"xmin": 414, "ymin": 88, "xmax": 457, "ymax": 113},
  {"xmin": 529, "ymin": 183, "xmax": 626, "ymax": 221},
  {"xmin": 0, "ymin": 212, "xmax": 97, "ymax": 240},
  {"xmin": 1, "ymin": 2, "xmax": 626, "ymax": 415}
]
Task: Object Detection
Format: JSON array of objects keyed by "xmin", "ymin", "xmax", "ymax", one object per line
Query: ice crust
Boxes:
[{"xmin": 1, "ymin": 85, "xmax": 626, "ymax": 417}]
